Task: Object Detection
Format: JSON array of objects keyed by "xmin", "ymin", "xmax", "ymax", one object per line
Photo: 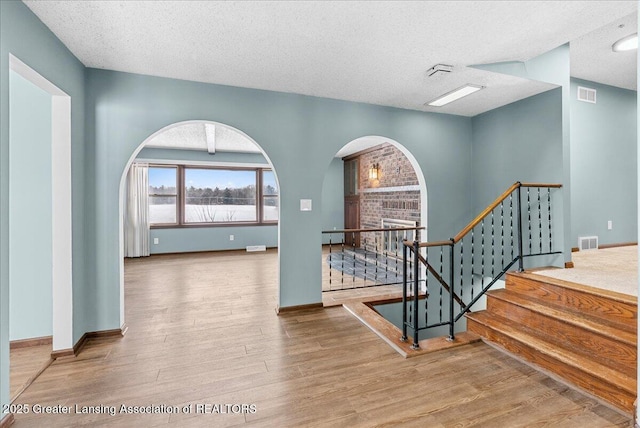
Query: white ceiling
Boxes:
[
  {"xmin": 571, "ymin": 12, "xmax": 637, "ymax": 91},
  {"xmin": 24, "ymin": 0, "xmax": 638, "ymax": 155},
  {"xmin": 23, "ymin": 1, "xmax": 637, "ymax": 121},
  {"xmin": 145, "ymin": 122, "xmax": 261, "ymax": 153}
]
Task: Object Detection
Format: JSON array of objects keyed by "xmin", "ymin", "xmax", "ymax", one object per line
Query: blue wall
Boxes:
[
  {"xmin": 471, "ymin": 89, "xmax": 565, "ymax": 267},
  {"xmin": 85, "ymin": 67, "xmax": 474, "ymax": 326},
  {"xmin": 321, "ymin": 158, "xmax": 345, "ymax": 244},
  {"xmin": 570, "ymin": 78, "xmax": 637, "ymax": 247},
  {"xmin": 9, "ymin": 71, "xmax": 53, "ymax": 340},
  {"xmin": 1, "ymin": 0, "xmax": 86, "ymax": 413}
]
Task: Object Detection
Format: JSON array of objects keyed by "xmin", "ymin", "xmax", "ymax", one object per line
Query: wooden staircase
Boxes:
[{"xmin": 466, "ymin": 271, "xmax": 637, "ymax": 414}]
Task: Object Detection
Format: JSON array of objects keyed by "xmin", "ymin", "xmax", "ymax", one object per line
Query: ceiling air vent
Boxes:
[{"xmin": 577, "ymin": 86, "xmax": 596, "ymax": 104}]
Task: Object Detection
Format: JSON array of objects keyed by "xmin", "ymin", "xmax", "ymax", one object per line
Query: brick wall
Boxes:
[{"xmin": 353, "ymin": 143, "xmax": 421, "ymax": 245}]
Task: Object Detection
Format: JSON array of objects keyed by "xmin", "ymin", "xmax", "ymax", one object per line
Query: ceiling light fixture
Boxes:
[
  {"xmin": 426, "ymin": 84, "xmax": 484, "ymax": 107},
  {"xmin": 612, "ymin": 33, "xmax": 638, "ymax": 52}
]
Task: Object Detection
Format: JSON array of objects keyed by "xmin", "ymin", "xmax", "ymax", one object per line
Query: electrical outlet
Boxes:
[
  {"xmin": 229, "ymin": 235, "xmax": 234, "ymax": 241},
  {"xmin": 607, "ymin": 220, "xmax": 612, "ymax": 230},
  {"xmin": 153, "ymin": 238, "xmax": 159, "ymax": 245}
]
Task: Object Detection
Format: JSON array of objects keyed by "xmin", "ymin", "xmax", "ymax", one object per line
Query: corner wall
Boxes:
[
  {"xmin": 0, "ymin": 0, "xmax": 85, "ymax": 414},
  {"xmin": 570, "ymin": 78, "xmax": 637, "ymax": 247}
]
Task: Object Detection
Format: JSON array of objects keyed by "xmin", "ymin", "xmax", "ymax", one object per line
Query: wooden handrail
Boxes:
[
  {"xmin": 520, "ymin": 182, "xmax": 563, "ymax": 189},
  {"xmin": 452, "ymin": 181, "xmax": 562, "ymax": 243},
  {"xmin": 453, "ymin": 182, "xmax": 520, "ymax": 243},
  {"xmin": 402, "ymin": 239, "xmax": 452, "ymax": 248},
  {"xmin": 322, "ymin": 226, "xmax": 425, "ymax": 234}
]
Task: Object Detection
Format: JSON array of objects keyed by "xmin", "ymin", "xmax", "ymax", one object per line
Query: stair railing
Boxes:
[
  {"xmin": 322, "ymin": 225, "xmax": 425, "ymax": 291},
  {"xmin": 401, "ymin": 182, "xmax": 562, "ymax": 349}
]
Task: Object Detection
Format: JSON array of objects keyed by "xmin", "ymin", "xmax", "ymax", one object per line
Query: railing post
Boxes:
[
  {"xmin": 401, "ymin": 241, "xmax": 408, "ymax": 342},
  {"xmin": 412, "ymin": 240, "xmax": 420, "ymax": 350},
  {"xmin": 516, "ymin": 183, "xmax": 524, "ymax": 272},
  {"xmin": 449, "ymin": 239, "xmax": 455, "ymax": 341}
]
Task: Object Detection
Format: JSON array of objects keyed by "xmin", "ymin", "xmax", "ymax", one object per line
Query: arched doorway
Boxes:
[
  {"xmin": 320, "ymin": 135, "xmax": 427, "ymax": 303},
  {"xmin": 117, "ymin": 120, "xmax": 280, "ymax": 328}
]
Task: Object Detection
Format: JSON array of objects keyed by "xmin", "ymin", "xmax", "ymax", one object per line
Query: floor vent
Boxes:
[
  {"xmin": 578, "ymin": 236, "xmax": 598, "ymax": 251},
  {"xmin": 246, "ymin": 245, "xmax": 266, "ymax": 252},
  {"xmin": 577, "ymin": 86, "xmax": 596, "ymax": 104}
]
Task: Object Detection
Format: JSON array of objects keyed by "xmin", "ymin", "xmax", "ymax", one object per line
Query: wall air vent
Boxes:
[
  {"xmin": 578, "ymin": 236, "xmax": 598, "ymax": 251},
  {"xmin": 577, "ymin": 86, "xmax": 596, "ymax": 104}
]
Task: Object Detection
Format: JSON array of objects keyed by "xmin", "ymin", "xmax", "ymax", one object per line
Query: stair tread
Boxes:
[
  {"xmin": 466, "ymin": 311, "xmax": 636, "ymax": 394},
  {"xmin": 488, "ymin": 288, "xmax": 637, "ymax": 346},
  {"xmin": 509, "ymin": 271, "xmax": 637, "ymax": 306},
  {"xmin": 506, "ymin": 272, "xmax": 637, "ymax": 332}
]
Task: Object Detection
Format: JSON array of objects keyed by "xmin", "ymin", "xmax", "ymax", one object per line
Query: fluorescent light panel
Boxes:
[
  {"xmin": 612, "ymin": 33, "xmax": 638, "ymax": 52},
  {"xmin": 427, "ymin": 84, "xmax": 483, "ymax": 107}
]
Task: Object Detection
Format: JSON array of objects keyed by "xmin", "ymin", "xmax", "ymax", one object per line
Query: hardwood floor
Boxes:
[
  {"xmin": 10, "ymin": 343, "xmax": 52, "ymax": 400},
  {"xmin": 12, "ymin": 250, "xmax": 631, "ymax": 426}
]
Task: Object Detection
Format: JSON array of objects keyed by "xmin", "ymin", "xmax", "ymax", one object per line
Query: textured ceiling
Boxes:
[
  {"xmin": 571, "ymin": 12, "xmax": 637, "ymax": 91},
  {"xmin": 144, "ymin": 122, "xmax": 262, "ymax": 153},
  {"xmin": 23, "ymin": 0, "xmax": 638, "ymax": 118}
]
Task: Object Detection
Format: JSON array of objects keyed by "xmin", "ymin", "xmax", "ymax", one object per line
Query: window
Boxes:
[
  {"xmin": 262, "ymin": 170, "xmax": 279, "ymax": 222},
  {"xmin": 149, "ymin": 166, "xmax": 178, "ymax": 225},
  {"xmin": 185, "ymin": 168, "xmax": 257, "ymax": 223},
  {"xmin": 147, "ymin": 164, "xmax": 277, "ymax": 227}
]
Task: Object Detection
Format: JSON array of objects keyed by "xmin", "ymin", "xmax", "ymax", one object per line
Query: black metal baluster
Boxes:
[
  {"xmin": 517, "ymin": 185, "xmax": 524, "ymax": 272},
  {"xmin": 401, "ymin": 241, "xmax": 408, "ymax": 342},
  {"xmin": 500, "ymin": 201, "xmax": 505, "ymax": 270},
  {"xmin": 341, "ymin": 234, "xmax": 345, "ymax": 287},
  {"xmin": 471, "ymin": 229, "xmax": 475, "ymax": 303},
  {"xmin": 481, "ymin": 219, "xmax": 485, "ymax": 292},
  {"xmin": 510, "ymin": 194, "xmax": 514, "ymax": 261},
  {"xmin": 374, "ymin": 234, "xmax": 379, "ymax": 284},
  {"xmin": 548, "ymin": 188, "xmax": 553, "ymax": 253},
  {"xmin": 449, "ymin": 242, "xmax": 455, "ymax": 341},
  {"xmin": 328, "ymin": 234, "xmax": 333, "ymax": 287},
  {"xmin": 424, "ymin": 247, "xmax": 429, "ymax": 327},
  {"xmin": 412, "ymin": 240, "xmax": 420, "ymax": 349},
  {"xmin": 439, "ymin": 247, "xmax": 444, "ymax": 323},
  {"xmin": 460, "ymin": 237, "xmax": 464, "ymax": 304},
  {"xmin": 527, "ymin": 187, "xmax": 532, "ymax": 255},
  {"xmin": 538, "ymin": 187, "xmax": 542, "ymax": 253},
  {"xmin": 491, "ymin": 210, "xmax": 495, "ymax": 279},
  {"xmin": 363, "ymin": 236, "xmax": 367, "ymax": 286},
  {"xmin": 352, "ymin": 232, "xmax": 356, "ymax": 286}
]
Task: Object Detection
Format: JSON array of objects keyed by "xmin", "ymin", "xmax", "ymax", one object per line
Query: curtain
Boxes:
[{"xmin": 124, "ymin": 162, "xmax": 150, "ymax": 257}]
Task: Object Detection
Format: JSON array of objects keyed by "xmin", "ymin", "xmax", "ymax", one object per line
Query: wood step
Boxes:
[
  {"xmin": 486, "ymin": 288, "xmax": 637, "ymax": 378},
  {"xmin": 466, "ymin": 311, "xmax": 636, "ymax": 413},
  {"xmin": 506, "ymin": 272, "xmax": 637, "ymax": 332}
]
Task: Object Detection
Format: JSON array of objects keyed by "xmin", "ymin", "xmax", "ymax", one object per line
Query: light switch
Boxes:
[{"xmin": 300, "ymin": 199, "xmax": 312, "ymax": 211}]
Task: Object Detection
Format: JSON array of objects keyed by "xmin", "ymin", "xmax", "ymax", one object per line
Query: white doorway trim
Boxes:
[{"xmin": 9, "ymin": 54, "xmax": 73, "ymax": 351}]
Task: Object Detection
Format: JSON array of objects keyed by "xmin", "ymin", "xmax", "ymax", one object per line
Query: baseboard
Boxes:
[
  {"xmin": 144, "ymin": 247, "xmax": 277, "ymax": 258},
  {"xmin": 10, "ymin": 335, "xmax": 52, "ymax": 350},
  {"xmin": 0, "ymin": 413, "xmax": 14, "ymax": 428},
  {"xmin": 276, "ymin": 303, "xmax": 323, "ymax": 314},
  {"xmin": 564, "ymin": 261, "xmax": 574, "ymax": 269},
  {"xmin": 52, "ymin": 324, "xmax": 127, "ymax": 359},
  {"xmin": 598, "ymin": 242, "xmax": 637, "ymax": 250}
]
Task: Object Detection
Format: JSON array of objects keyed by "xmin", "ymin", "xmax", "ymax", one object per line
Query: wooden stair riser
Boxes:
[
  {"xmin": 467, "ymin": 317, "xmax": 636, "ymax": 413},
  {"xmin": 506, "ymin": 275, "xmax": 636, "ymax": 331},
  {"xmin": 486, "ymin": 295, "xmax": 637, "ymax": 378}
]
